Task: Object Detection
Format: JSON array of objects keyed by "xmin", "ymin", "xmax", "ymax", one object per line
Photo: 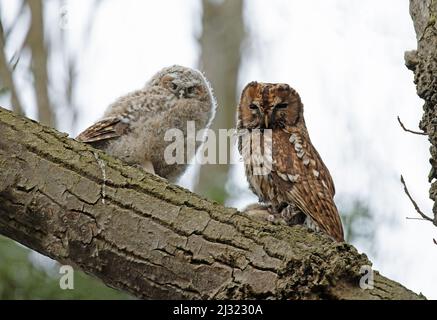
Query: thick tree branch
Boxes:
[
  {"xmin": 406, "ymin": 0, "xmax": 437, "ymax": 225},
  {"xmin": 0, "ymin": 107, "xmax": 423, "ymax": 299}
]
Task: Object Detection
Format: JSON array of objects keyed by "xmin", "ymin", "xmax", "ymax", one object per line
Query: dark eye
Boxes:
[
  {"xmin": 275, "ymin": 103, "xmax": 288, "ymax": 109},
  {"xmin": 186, "ymin": 86, "xmax": 195, "ymax": 94},
  {"xmin": 249, "ymin": 103, "xmax": 258, "ymax": 110},
  {"xmin": 171, "ymin": 82, "xmax": 178, "ymax": 91}
]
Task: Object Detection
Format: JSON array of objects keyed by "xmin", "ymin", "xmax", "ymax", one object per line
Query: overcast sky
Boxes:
[{"xmin": 1, "ymin": 0, "xmax": 436, "ymax": 299}]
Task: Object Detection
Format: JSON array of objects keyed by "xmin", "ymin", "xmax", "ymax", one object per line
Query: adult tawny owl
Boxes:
[
  {"xmin": 237, "ymin": 82, "xmax": 344, "ymax": 242},
  {"xmin": 76, "ymin": 65, "xmax": 216, "ymax": 181}
]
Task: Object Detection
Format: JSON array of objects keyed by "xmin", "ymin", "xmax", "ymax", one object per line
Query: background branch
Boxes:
[
  {"xmin": 407, "ymin": 0, "xmax": 437, "ymax": 227},
  {"xmin": 0, "ymin": 19, "xmax": 24, "ymax": 115},
  {"xmin": 194, "ymin": 0, "xmax": 245, "ymax": 202},
  {"xmin": 26, "ymin": 0, "xmax": 55, "ymax": 127}
]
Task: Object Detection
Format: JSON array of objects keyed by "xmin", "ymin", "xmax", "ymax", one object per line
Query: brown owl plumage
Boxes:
[
  {"xmin": 76, "ymin": 65, "xmax": 216, "ymax": 181},
  {"xmin": 237, "ymin": 81, "xmax": 344, "ymax": 242}
]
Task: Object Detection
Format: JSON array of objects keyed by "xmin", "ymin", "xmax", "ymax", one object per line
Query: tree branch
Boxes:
[
  {"xmin": 195, "ymin": 0, "xmax": 245, "ymax": 201},
  {"xmin": 0, "ymin": 107, "xmax": 423, "ymax": 300},
  {"xmin": 26, "ymin": 0, "xmax": 55, "ymax": 128},
  {"xmin": 400, "ymin": 175, "xmax": 435, "ymax": 224},
  {"xmin": 407, "ymin": 0, "xmax": 437, "ymax": 225},
  {"xmin": 397, "ymin": 116, "xmax": 427, "ymax": 136}
]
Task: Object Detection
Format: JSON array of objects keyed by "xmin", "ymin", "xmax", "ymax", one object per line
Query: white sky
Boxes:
[{"xmin": 1, "ymin": 0, "xmax": 436, "ymax": 299}]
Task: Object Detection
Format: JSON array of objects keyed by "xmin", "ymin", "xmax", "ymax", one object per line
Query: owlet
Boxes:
[
  {"xmin": 237, "ymin": 81, "xmax": 344, "ymax": 242},
  {"xmin": 76, "ymin": 65, "xmax": 216, "ymax": 181}
]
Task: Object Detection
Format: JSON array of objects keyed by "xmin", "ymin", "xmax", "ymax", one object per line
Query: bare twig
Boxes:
[
  {"xmin": 397, "ymin": 116, "xmax": 427, "ymax": 136},
  {"xmin": 406, "ymin": 217, "xmax": 431, "ymax": 221},
  {"xmin": 400, "ymin": 175, "xmax": 435, "ymax": 224}
]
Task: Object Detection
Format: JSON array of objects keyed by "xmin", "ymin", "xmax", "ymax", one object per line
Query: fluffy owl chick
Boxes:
[
  {"xmin": 76, "ymin": 65, "xmax": 216, "ymax": 181},
  {"xmin": 237, "ymin": 81, "xmax": 344, "ymax": 242}
]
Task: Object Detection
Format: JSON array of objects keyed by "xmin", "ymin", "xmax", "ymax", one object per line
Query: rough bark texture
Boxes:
[
  {"xmin": 0, "ymin": 107, "xmax": 423, "ymax": 300},
  {"xmin": 406, "ymin": 0, "xmax": 437, "ymax": 225}
]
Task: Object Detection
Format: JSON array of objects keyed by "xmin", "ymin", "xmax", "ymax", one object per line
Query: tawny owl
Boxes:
[
  {"xmin": 237, "ymin": 82, "xmax": 344, "ymax": 242},
  {"xmin": 76, "ymin": 65, "xmax": 216, "ymax": 181}
]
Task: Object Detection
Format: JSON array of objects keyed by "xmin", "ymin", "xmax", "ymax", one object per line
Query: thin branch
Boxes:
[
  {"xmin": 0, "ymin": 19, "xmax": 24, "ymax": 115},
  {"xmin": 400, "ymin": 175, "xmax": 435, "ymax": 224},
  {"xmin": 397, "ymin": 116, "xmax": 427, "ymax": 136},
  {"xmin": 406, "ymin": 217, "xmax": 430, "ymax": 221}
]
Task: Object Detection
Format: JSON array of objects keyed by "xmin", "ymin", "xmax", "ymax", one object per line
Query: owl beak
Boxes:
[
  {"xmin": 179, "ymin": 89, "xmax": 185, "ymax": 99},
  {"xmin": 264, "ymin": 114, "xmax": 269, "ymax": 129}
]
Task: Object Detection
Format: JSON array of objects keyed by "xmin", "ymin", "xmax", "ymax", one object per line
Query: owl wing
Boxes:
[
  {"xmin": 77, "ymin": 87, "xmax": 171, "ymax": 144},
  {"xmin": 76, "ymin": 117, "xmax": 129, "ymax": 143},
  {"xmin": 272, "ymin": 130, "xmax": 344, "ymax": 241}
]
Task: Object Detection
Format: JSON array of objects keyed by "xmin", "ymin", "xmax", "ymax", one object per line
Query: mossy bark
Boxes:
[
  {"xmin": 406, "ymin": 0, "xmax": 437, "ymax": 225},
  {"xmin": 0, "ymin": 107, "xmax": 423, "ymax": 299}
]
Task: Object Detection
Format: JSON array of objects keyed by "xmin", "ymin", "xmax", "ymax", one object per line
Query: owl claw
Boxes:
[
  {"xmin": 242, "ymin": 203, "xmax": 271, "ymax": 222},
  {"xmin": 267, "ymin": 214, "xmax": 275, "ymax": 222}
]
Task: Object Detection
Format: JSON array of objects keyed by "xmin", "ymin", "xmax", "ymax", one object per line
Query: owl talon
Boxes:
[
  {"xmin": 142, "ymin": 160, "xmax": 156, "ymax": 175},
  {"xmin": 242, "ymin": 203, "xmax": 271, "ymax": 222}
]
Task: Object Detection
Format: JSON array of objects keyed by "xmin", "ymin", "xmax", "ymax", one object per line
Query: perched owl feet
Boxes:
[
  {"xmin": 141, "ymin": 159, "xmax": 156, "ymax": 175},
  {"xmin": 278, "ymin": 203, "xmax": 324, "ymax": 237},
  {"xmin": 243, "ymin": 203, "xmax": 333, "ymax": 241},
  {"xmin": 131, "ymin": 161, "xmax": 156, "ymax": 176},
  {"xmin": 279, "ymin": 203, "xmax": 307, "ymax": 226},
  {"xmin": 242, "ymin": 203, "xmax": 287, "ymax": 225}
]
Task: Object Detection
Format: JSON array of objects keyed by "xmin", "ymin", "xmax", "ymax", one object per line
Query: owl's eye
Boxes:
[
  {"xmin": 249, "ymin": 103, "xmax": 258, "ymax": 110},
  {"xmin": 186, "ymin": 86, "xmax": 195, "ymax": 95},
  {"xmin": 171, "ymin": 82, "xmax": 178, "ymax": 91},
  {"xmin": 275, "ymin": 103, "xmax": 288, "ymax": 109}
]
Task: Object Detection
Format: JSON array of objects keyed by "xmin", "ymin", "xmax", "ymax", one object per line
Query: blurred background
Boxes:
[{"xmin": 0, "ymin": 0, "xmax": 436, "ymax": 299}]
